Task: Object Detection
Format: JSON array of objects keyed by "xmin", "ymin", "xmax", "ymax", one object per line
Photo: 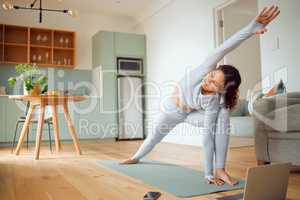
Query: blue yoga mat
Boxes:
[{"xmin": 96, "ymin": 160, "xmax": 245, "ymax": 197}]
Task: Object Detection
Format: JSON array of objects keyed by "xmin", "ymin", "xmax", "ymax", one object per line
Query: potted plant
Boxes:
[{"xmin": 7, "ymin": 64, "xmax": 48, "ymax": 96}]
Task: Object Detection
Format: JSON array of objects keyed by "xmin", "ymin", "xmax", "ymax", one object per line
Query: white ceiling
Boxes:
[{"xmin": 9, "ymin": 0, "xmax": 163, "ymax": 18}]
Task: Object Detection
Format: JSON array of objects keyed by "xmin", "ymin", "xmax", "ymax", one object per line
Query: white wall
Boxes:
[
  {"xmin": 0, "ymin": 10, "xmax": 135, "ymax": 69},
  {"xmin": 258, "ymin": 0, "xmax": 300, "ymax": 92}
]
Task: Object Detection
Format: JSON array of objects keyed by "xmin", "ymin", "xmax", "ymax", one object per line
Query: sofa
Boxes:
[
  {"xmin": 229, "ymin": 99, "xmax": 254, "ymax": 137},
  {"xmin": 251, "ymin": 92, "xmax": 300, "ymax": 166}
]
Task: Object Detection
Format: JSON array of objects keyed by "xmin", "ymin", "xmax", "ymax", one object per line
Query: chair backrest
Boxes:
[
  {"xmin": 24, "ymin": 101, "xmax": 30, "ymax": 116},
  {"xmin": 23, "ymin": 102, "xmax": 53, "ymax": 121}
]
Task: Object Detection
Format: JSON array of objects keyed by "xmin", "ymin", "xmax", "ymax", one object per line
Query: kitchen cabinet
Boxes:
[
  {"xmin": 114, "ymin": 32, "xmax": 146, "ymax": 58},
  {"xmin": 0, "ymin": 24, "xmax": 76, "ymax": 68},
  {"xmin": 0, "ymin": 97, "xmax": 6, "ymax": 142},
  {"xmin": 92, "ymin": 31, "xmax": 146, "ymax": 68},
  {"xmin": 92, "ymin": 31, "xmax": 115, "ymax": 69},
  {"xmin": 91, "ymin": 31, "xmax": 146, "ymax": 139}
]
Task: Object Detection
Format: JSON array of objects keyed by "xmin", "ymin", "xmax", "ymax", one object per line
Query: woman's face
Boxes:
[{"xmin": 201, "ymin": 69, "xmax": 225, "ymax": 93}]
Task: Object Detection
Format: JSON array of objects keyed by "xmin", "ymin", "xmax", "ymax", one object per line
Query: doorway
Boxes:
[{"xmin": 214, "ymin": 0, "xmax": 262, "ymax": 99}]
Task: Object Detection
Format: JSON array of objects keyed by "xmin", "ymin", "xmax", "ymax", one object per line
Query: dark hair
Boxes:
[{"xmin": 218, "ymin": 65, "xmax": 241, "ymax": 110}]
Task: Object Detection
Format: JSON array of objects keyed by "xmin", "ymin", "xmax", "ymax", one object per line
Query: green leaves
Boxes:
[
  {"xmin": 35, "ymin": 76, "xmax": 48, "ymax": 86},
  {"xmin": 41, "ymin": 84, "xmax": 48, "ymax": 94},
  {"xmin": 15, "ymin": 63, "xmax": 39, "ymax": 74},
  {"xmin": 7, "ymin": 77, "xmax": 17, "ymax": 87},
  {"xmin": 7, "ymin": 64, "xmax": 48, "ymax": 94},
  {"xmin": 24, "ymin": 78, "xmax": 34, "ymax": 91}
]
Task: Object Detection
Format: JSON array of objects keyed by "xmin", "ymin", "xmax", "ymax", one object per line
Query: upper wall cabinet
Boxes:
[
  {"xmin": 114, "ymin": 32, "xmax": 146, "ymax": 58},
  {"xmin": 0, "ymin": 25, "xmax": 3, "ymax": 62},
  {"xmin": 92, "ymin": 31, "xmax": 115, "ymax": 70},
  {"xmin": 0, "ymin": 24, "xmax": 76, "ymax": 68},
  {"xmin": 92, "ymin": 31, "xmax": 146, "ymax": 69}
]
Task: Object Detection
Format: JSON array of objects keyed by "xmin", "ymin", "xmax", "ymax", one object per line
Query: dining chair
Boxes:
[{"xmin": 11, "ymin": 102, "xmax": 53, "ymax": 153}]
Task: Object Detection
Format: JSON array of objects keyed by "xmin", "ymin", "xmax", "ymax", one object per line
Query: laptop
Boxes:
[{"xmin": 216, "ymin": 163, "xmax": 291, "ymax": 200}]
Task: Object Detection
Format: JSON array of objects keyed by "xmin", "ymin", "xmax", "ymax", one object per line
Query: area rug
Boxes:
[{"xmin": 96, "ymin": 160, "xmax": 245, "ymax": 197}]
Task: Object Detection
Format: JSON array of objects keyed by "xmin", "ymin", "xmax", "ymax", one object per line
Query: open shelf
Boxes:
[
  {"xmin": 4, "ymin": 25, "xmax": 28, "ymax": 45},
  {"xmin": 0, "ymin": 46, "xmax": 3, "ymax": 62},
  {"xmin": 53, "ymin": 49, "xmax": 74, "ymax": 66},
  {"xmin": 4, "ymin": 45, "xmax": 28, "ymax": 63},
  {"xmin": 53, "ymin": 46, "xmax": 75, "ymax": 50},
  {"xmin": 54, "ymin": 31, "xmax": 75, "ymax": 49},
  {"xmin": 0, "ymin": 24, "xmax": 76, "ymax": 68},
  {"xmin": 4, "ymin": 42, "xmax": 28, "ymax": 47},
  {"xmin": 30, "ymin": 44, "xmax": 52, "ymax": 49},
  {"xmin": 0, "ymin": 24, "xmax": 3, "ymax": 62},
  {"xmin": 30, "ymin": 28, "xmax": 52, "ymax": 47},
  {"xmin": 30, "ymin": 46, "xmax": 52, "ymax": 65},
  {"xmin": 0, "ymin": 24, "xmax": 3, "ymax": 42}
]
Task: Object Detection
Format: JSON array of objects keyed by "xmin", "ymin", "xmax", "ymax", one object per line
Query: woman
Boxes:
[{"xmin": 121, "ymin": 6, "xmax": 280, "ymax": 186}]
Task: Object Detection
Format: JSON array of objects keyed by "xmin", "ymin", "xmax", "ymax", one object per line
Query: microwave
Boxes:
[{"xmin": 117, "ymin": 57, "xmax": 143, "ymax": 76}]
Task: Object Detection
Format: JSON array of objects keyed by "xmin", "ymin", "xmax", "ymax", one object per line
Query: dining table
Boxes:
[{"xmin": 8, "ymin": 95, "xmax": 86, "ymax": 160}]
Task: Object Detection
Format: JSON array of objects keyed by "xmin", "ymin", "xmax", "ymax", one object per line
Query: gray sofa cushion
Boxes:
[
  {"xmin": 253, "ymin": 96, "xmax": 300, "ymax": 114},
  {"xmin": 230, "ymin": 99, "xmax": 249, "ymax": 117},
  {"xmin": 264, "ymin": 104, "xmax": 300, "ymax": 132},
  {"xmin": 230, "ymin": 116, "xmax": 254, "ymax": 137}
]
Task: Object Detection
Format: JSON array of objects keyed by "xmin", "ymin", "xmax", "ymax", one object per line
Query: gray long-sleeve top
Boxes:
[{"xmin": 179, "ymin": 20, "xmax": 265, "ymax": 132}]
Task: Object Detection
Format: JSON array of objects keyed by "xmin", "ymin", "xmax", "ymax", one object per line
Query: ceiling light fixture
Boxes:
[
  {"xmin": 2, "ymin": 0, "xmax": 13, "ymax": 10},
  {"xmin": 1, "ymin": 0, "xmax": 78, "ymax": 23}
]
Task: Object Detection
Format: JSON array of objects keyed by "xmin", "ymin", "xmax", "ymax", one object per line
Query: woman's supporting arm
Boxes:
[{"xmin": 201, "ymin": 95, "xmax": 221, "ymax": 177}]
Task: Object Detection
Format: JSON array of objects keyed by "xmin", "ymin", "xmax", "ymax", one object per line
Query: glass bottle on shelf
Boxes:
[
  {"xmin": 38, "ymin": 54, "xmax": 42, "ymax": 63},
  {"xmin": 32, "ymin": 54, "xmax": 37, "ymax": 62},
  {"xmin": 65, "ymin": 38, "xmax": 69, "ymax": 48},
  {"xmin": 45, "ymin": 52, "xmax": 49, "ymax": 63},
  {"xmin": 42, "ymin": 35, "xmax": 48, "ymax": 44},
  {"xmin": 59, "ymin": 36, "xmax": 64, "ymax": 47},
  {"xmin": 63, "ymin": 58, "xmax": 67, "ymax": 65},
  {"xmin": 36, "ymin": 34, "xmax": 41, "ymax": 44}
]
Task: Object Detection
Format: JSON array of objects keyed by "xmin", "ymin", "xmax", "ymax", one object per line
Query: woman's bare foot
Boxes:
[
  {"xmin": 215, "ymin": 168, "xmax": 239, "ymax": 186},
  {"xmin": 120, "ymin": 158, "xmax": 139, "ymax": 165},
  {"xmin": 205, "ymin": 177, "xmax": 225, "ymax": 186}
]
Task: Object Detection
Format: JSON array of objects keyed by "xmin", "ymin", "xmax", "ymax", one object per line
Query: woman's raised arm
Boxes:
[{"xmin": 189, "ymin": 5, "xmax": 280, "ymax": 82}]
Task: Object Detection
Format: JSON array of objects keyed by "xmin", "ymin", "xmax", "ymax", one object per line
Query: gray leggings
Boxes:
[{"xmin": 132, "ymin": 98, "xmax": 230, "ymax": 178}]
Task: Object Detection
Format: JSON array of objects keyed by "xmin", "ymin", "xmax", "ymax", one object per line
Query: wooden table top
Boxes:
[
  {"xmin": 9, "ymin": 95, "xmax": 86, "ymax": 101},
  {"xmin": 9, "ymin": 95, "xmax": 86, "ymax": 105}
]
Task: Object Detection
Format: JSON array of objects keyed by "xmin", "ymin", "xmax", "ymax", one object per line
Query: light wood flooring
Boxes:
[{"xmin": 0, "ymin": 140, "xmax": 299, "ymax": 200}]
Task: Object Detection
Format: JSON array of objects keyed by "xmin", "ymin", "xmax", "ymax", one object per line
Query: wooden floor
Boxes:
[{"xmin": 0, "ymin": 140, "xmax": 299, "ymax": 200}]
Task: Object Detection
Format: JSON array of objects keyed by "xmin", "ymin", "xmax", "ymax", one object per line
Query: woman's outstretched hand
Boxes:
[{"xmin": 255, "ymin": 5, "xmax": 280, "ymax": 35}]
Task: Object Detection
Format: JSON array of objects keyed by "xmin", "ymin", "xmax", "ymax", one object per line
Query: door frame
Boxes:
[{"xmin": 213, "ymin": 0, "xmax": 239, "ymax": 64}]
